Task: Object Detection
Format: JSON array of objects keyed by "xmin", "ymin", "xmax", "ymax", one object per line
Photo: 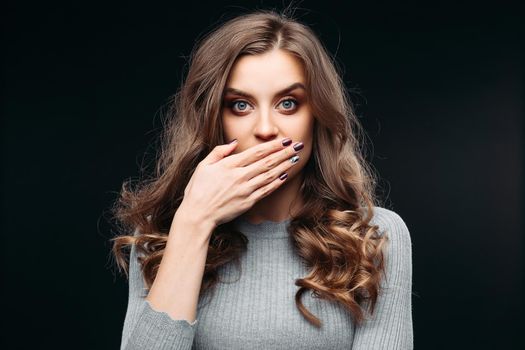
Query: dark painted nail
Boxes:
[
  {"xmin": 282, "ymin": 138, "xmax": 292, "ymax": 146},
  {"xmin": 279, "ymin": 172, "xmax": 288, "ymax": 181},
  {"xmin": 293, "ymin": 142, "xmax": 304, "ymax": 151}
]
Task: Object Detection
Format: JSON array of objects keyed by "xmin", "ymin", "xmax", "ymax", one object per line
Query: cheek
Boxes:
[
  {"xmin": 221, "ymin": 117, "xmax": 249, "ymax": 154},
  {"xmin": 221, "ymin": 116, "xmax": 237, "ymax": 139},
  {"xmin": 292, "ymin": 117, "xmax": 314, "ymax": 146}
]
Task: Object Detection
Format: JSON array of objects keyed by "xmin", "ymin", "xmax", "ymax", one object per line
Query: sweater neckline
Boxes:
[{"xmin": 233, "ymin": 216, "xmax": 292, "ymax": 239}]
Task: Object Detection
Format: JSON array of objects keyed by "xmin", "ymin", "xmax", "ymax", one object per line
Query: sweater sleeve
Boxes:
[
  {"xmin": 351, "ymin": 207, "xmax": 414, "ymax": 350},
  {"xmin": 120, "ymin": 227, "xmax": 198, "ymax": 350}
]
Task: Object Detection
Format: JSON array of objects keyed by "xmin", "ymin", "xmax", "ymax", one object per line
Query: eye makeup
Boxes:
[{"xmin": 225, "ymin": 97, "xmax": 301, "ymax": 114}]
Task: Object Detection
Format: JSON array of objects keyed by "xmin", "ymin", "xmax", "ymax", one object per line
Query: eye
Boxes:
[
  {"xmin": 278, "ymin": 98, "xmax": 299, "ymax": 111},
  {"xmin": 228, "ymin": 100, "xmax": 252, "ymax": 113},
  {"xmin": 225, "ymin": 98, "xmax": 299, "ymax": 114}
]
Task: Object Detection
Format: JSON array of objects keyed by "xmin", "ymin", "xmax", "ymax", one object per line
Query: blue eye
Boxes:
[
  {"xmin": 227, "ymin": 100, "xmax": 253, "ymax": 113},
  {"xmin": 280, "ymin": 99, "xmax": 298, "ymax": 110},
  {"xmin": 226, "ymin": 98, "xmax": 299, "ymax": 114},
  {"xmin": 231, "ymin": 101, "xmax": 249, "ymax": 111}
]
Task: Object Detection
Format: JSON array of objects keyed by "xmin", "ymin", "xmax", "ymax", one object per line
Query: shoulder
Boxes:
[
  {"xmin": 366, "ymin": 206, "xmax": 413, "ymax": 258},
  {"xmin": 368, "ymin": 206, "xmax": 411, "ymax": 239},
  {"xmin": 366, "ymin": 207, "xmax": 413, "ymax": 289}
]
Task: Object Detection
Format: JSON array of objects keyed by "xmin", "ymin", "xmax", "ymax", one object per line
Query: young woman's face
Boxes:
[{"xmin": 221, "ymin": 49, "xmax": 314, "ymax": 178}]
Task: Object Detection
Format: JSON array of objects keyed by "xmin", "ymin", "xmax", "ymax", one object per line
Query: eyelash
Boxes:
[{"xmin": 227, "ymin": 98, "xmax": 300, "ymax": 114}]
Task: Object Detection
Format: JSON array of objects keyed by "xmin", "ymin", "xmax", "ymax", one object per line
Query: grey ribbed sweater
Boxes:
[{"xmin": 120, "ymin": 206, "xmax": 413, "ymax": 349}]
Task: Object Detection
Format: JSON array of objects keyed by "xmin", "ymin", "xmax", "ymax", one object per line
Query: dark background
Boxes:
[{"xmin": 2, "ymin": 0, "xmax": 522, "ymax": 349}]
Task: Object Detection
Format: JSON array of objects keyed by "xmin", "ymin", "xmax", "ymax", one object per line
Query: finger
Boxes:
[
  {"xmin": 200, "ymin": 139, "xmax": 239, "ymax": 166},
  {"xmin": 246, "ymin": 154, "xmax": 299, "ymax": 202},
  {"xmin": 224, "ymin": 137, "xmax": 293, "ymax": 168},
  {"xmin": 242, "ymin": 141, "xmax": 303, "ymax": 181},
  {"xmin": 246, "ymin": 152, "xmax": 300, "ymax": 193}
]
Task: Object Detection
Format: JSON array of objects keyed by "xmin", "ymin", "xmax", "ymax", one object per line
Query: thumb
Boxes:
[{"xmin": 202, "ymin": 139, "xmax": 238, "ymax": 165}]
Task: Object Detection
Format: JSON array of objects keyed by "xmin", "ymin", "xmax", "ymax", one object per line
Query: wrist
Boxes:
[{"xmin": 172, "ymin": 204, "xmax": 216, "ymax": 239}]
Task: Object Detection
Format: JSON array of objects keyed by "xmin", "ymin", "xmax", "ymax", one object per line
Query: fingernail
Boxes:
[
  {"xmin": 228, "ymin": 138, "xmax": 238, "ymax": 144},
  {"xmin": 292, "ymin": 142, "xmax": 303, "ymax": 152},
  {"xmin": 282, "ymin": 137, "xmax": 292, "ymax": 146},
  {"xmin": 279, "ymin": 172, "xmax": 288, "ymax": 181},
  {"xmin": 290, "ymin": 155, "xmax": 300, "ymax": 164}
]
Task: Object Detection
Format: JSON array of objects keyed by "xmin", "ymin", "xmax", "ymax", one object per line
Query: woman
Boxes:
[{"xmin": 111, "ymin": 8, "xmax": 413, "ymax": 350}]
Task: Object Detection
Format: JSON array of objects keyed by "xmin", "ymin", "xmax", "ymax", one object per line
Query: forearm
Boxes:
[{"xmin": 145, "ymin": 208, "xmax": 214, "ymax": 324}]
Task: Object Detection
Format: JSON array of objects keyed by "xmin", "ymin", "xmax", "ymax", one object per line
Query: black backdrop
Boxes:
[{"xmin": 2, "ymin": 1, "xmax": 523, "ymax": 349}]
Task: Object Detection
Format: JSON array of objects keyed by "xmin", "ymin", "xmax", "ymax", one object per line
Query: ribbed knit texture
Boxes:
[{"xmin": 120, "ymin": 206, "xmax": 413, "ymax": 349}]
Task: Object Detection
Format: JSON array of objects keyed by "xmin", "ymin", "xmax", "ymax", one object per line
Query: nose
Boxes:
[{"xmin": 253, "ymin": 108, "xmax": 279, "ymax": 141}]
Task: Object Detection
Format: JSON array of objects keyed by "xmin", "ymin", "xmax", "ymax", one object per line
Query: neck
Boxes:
[{"xmin": 241, "ymin": 172, "xmax": 304, "ymax": 224}]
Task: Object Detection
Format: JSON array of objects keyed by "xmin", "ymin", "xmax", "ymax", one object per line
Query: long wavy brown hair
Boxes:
[{"xmin": 110, "ymin": 8, "xmax": 389, "ymax": 328}]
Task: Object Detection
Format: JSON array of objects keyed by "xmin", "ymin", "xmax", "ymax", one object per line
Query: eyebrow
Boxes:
[{"xmin": 223, "ymin": 82, "xmax": 306, "ymax": 98}]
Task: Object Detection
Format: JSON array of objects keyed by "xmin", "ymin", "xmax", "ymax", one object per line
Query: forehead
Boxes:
[{"xmin": 225, "ymin": 49, "xmax": 306, "ymax": 90}]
